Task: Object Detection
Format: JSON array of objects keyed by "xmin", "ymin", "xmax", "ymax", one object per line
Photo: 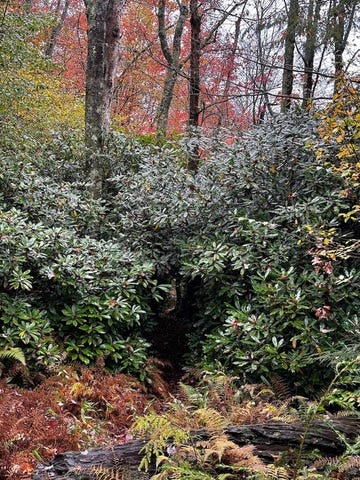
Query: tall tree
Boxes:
[
  {"xmin": 216, "ymin": 15, "xmax": 242, "ymax": 128},
  {"xmin": 45, "ymin": 0, "xmax": 70, "ymax": 59},
  {"xmin": 208, "ymin": 0, "xmax": 282, "ymax": 127},
  {"xmin": 156, "ymin": 0, "xmax": 243, "ymax": 138},
  {"xmin": 188, "ymin": 0, "xmax": 201, "ymax": 131},
  {"xmin": 84, "ymin": 0, "xmax": 125, "ymax": 197},
  {"xmin": 251, "ymin": 0, "xmax": 277, "ymax": 120},
  {"xmin": 281, "ymin": 0, "xmax": 299, "ymax": 112},
  {"xmin": 187, "ymin": 0, "xmax": 201, "ymax": 170},
  {"xmin": 331, "ymin": 0, "xmax": 357, "ymax": 91},
  {"xmin": 301, "ymin": 0, "xmax": 322, "ymax": 107},
  {"xmin": 196, "ymin": 0, "xmax": 244, "ymax": 124},
  {"xmin": 156, "ymin": 0, "xmax": 188, "ymax": 137}
]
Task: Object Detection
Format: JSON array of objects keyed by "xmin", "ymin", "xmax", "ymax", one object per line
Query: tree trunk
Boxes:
[
  {"xmin": 254, "ymin": 0, "xmax": 274, "ymax": 122},
  {"xmin": 333, "ymin": 0, "xmax": 345, "ymax": 91},
  {"xmin": 84, "ymin": 0, "xmax": 124, "ymax": 198},
  {"xmin": 156, "ymin": 66, "xmax": 180, "ymax": 137},
  {"xmin": 281, "ymin": 0, "xmax": 299, "ymax": 112},
  {"xmin": 189, "ymin": 0, "xmax": 201, "ymax": 130},
  {"xmin": 218, "ymin": 15, "xmax": 241, "ymax": 128},
  {"xmin": 156, "ymin": 0, "xmax": 188, "ymax": 138},
  {"xmin": 331, "ymin": 0, "xmax": 356, "ymax": 92},
  {"xmin": 45, "ymin": 0, "xmax": 69, "ymax": 60},
  {"xmin": 302, "ymin": 0, "xmax": 321, "ymax": 108},
  {"xmin": 156, "ymin": 1, "xmax": 242, "ymax": 138},
  {"xmin": 32, "ymin": 417, "xmax": 360, "ymax": 480},
  {"xmin": 187, "ymin": 0, "xmax": 202, "ymax": 171},
  {"xmin": 32, "ymin": 438, "xmax": 150, "ymax": 480}
]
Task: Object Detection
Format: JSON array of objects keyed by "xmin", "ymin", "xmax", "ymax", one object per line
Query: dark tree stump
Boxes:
[{"xmin": 32, "ymin": 416, "xmax": 360, "ymax": 479}]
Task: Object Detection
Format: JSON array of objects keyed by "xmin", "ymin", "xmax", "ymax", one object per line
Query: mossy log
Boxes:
[{"xmin": 32, "ymin": 416, "xmax": 360, "ymax": 479}]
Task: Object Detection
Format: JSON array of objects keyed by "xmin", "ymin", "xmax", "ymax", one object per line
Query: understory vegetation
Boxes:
[
  {"xmin": 1, "ymin": 105, "xmax": 359, "ymax": 386},
  {"xmin": 1, "ymin": 26, "xmax": 360, "ymax": 475},
  {"xmin": 1, "ymin": 95, "xmax": 360, "ymax": 476},
  {"xmin": 1, "ymin": 2, "xmax": 360, "ymax": 479}
]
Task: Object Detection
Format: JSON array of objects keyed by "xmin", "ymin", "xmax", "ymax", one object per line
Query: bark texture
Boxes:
[
  {"xmin": 84, "ymin": 0, "xmax": 124, "ymax": 197},
  {"xmin": 187, "ymin": 0, "xmax": 202, "ymax": 171},
  {"xmin": 189, "ymin": 0, "xmax": 201, "ymax": 131},
  {"xmin": 32, "ymin": 417, "xmax": 360, "ymax": 480},
  {"xmin": 281, "ymin": 0, "xmax": 299, "ymax": 112},
  {"xmin": 302, "ymin": 0, "xmax": 321, "ymax": 107},
  {"xmin": 331, "ymin": 0, "xmax": 357, "ymax": 91}
]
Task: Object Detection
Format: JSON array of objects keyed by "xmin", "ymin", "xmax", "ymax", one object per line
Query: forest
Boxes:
[{"xmin": 0, "ymin": 0, "xmax": 359, "ymax": 478}]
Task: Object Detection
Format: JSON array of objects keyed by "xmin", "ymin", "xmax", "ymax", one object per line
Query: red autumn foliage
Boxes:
[
  {"xmin": 0, "ymin": 362, "xmax": 158, "ymax": 479},
  {"xmin": 25, "ymin": 0, "xmax": 255, "ymax": 134}
]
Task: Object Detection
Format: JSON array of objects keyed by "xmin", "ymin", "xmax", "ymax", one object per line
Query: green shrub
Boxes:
[
  {"xmin": 0, "ymin": 205, "xmax": 168, "ymax": 376},
  {"xmin": 0, "ymin": 109, "xmax": 358, "ymax": 389},
  {"xmin": 106, "ymin": 111, "xmax": 358, "ymax": 389}
]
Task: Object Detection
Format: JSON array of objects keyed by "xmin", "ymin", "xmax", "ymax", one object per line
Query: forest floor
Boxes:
[{"xmin": 1, "ymin": 361, "xmax": 359, "ymax": 479}]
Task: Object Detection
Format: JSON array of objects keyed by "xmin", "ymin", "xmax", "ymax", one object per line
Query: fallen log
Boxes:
[
  {"xmin": 225, "ymin": 416, "xmax": 359, "ymax": 461},
  {"xmin": 32, "ymin": 416, "xmax": 360, "ymax": 480},
  {"xmin": 32, "ymin": 439, "xmax": 150, "ymax": 480}
]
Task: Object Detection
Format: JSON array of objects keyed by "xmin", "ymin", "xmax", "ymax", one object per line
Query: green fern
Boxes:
[
  {"xmin": 0, "ymin": 347, "xmax": 26, "ymax": 366},
  {"xmin": 292, "ymin": 358, "xmax": 360, "ymax": 480},
  {"xmin": 200, "ymin": 372, "xmax": 238, "ymax": 396},
  {"xmin": 131, "ymin": 412, "xmax": 190, "ymax": 472},
  {"xmin": 66, "ymin": 465, "xmax": 150, "ymax": 480},
  {"xmin": 150, "ymin": 460, "xmax": 216, "ymax": 480},
  {"xmin": 179, "ymin": 382, "xmax": 208, "ymax": 407}
]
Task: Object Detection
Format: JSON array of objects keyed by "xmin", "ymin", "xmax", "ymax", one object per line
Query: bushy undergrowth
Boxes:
[
  {"xmin": 131, "ymin": 368, "xmax": 360, "ymax": 480},
  {"xmin": 107, "ymin": 112, "xmax": 359, "ymax": 389},
  {"xmin": 0, "ymin": 110, "xmax": 359, "ymax": 391}
]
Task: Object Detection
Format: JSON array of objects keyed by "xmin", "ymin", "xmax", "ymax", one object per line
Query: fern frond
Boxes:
[
  {"xmin": 314, "ymin": 345, "xmax": 360, "ymax": 366},
  {"xmin": 67, "ymin": 465, "xmax": 118, "ymax": 480},
  {"xmin": 312, "ymin": 456, "xmax": 340, "ymax": 469},
  {"xmin": 144, "ymin": 357, "xmax": 171, "ymax": 399},
  {"xmin": 87, "ymin": 465, "xmax": 122, "ymax": 480},
  {"xmin": 264, "ymin": 465, "xmax": 289, "ymax": 479},
  {"xmin": 338, "ymin": 455, "xmax": 360, "ymax": 472},
  {"xmin": 179, "ymin": 382, "xmax": 207, "ymax": 407},
  {"xmin": 195, "ymin": 434, "xmax": 265, "ymax": 474},
  {"xmin": 132, "ymin": 412, "xmax": 189, "ymax": 472},
  {"xmin": 194, "ymin": 408, "xmax": 228, "ymax": 431},
  {"xmin": 69, "ymin": 381, "xmax": 95, "ymax": 399},
  {"xmin": 269, "ymin": 374, "xmax": 291, "ymax": 400},
  {"xmin": 198, "ymin": 434, "xmax": 236, "ymax": 463},
  {"xmin": 333, "ymin": 410, "xmax": 360, "ymax": 418},
  {"xmin": 150, "ymin": 460, "xmax": 215, "ymax": 480},
  {"xmin": 200, "ymin": 371, "xmax": 238, "ymax": 394},
  {"xmin": 68, "ymin": 463, "xmax": 151, "ymax": 480},
  {"xmin": 222, "ymin": 443, "xmax": 265, "ymax": 472},
  {"xmin": 0, "ymin": 347, "xmax": 26, "ymax": 366}
]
